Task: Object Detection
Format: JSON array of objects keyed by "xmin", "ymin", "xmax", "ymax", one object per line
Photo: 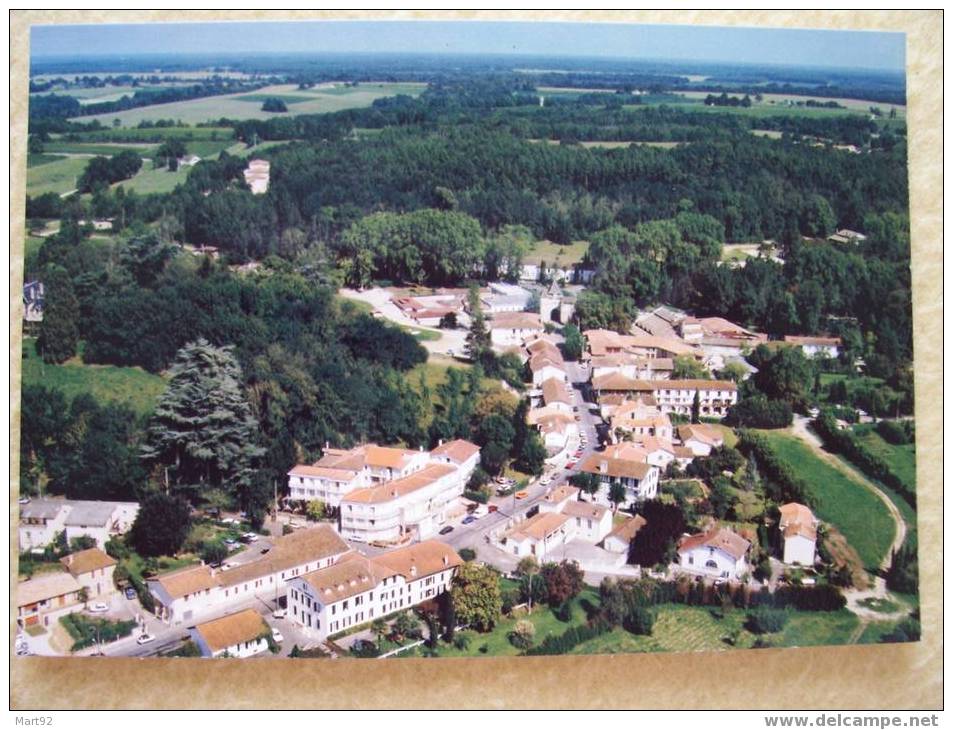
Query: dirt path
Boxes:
[{"xmin": 790, "ymin": 416, "xmax": 907, "ymax": 568}]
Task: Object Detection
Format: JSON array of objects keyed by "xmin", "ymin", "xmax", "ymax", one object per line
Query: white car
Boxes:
[
  {"xmin": 539, "ymin": 476, "xmax": 552, "ymax": 486},
  {"xmin": 136, "ymin": 633, "xmax": 155, "ymax": 645},
  {"xmin": 88, "ymin": 603, "xmax": 109, "ymax": 613},
  {"xmin": 271, "ymin": 627, "xmax": 284, "ymax": 643},
  {"xmin": 243, "ymin": 533, "xmax": 259, "ymax": 543},
  {"xmin": 272, "ymin": 608, "xmax": 287, "ymax": 619}
]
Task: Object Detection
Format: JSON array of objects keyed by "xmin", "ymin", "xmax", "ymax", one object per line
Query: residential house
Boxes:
[
  {"xmin": 63, "ymin": 501, "xmax": 140, "ymax": 550},
  {"xmin": 783, "ymin": 335, "xmax": 841, "ymax": 359},
  {"xmin": 677, "ymin": 526, "xmax": 751, "ymax": 581},
  {"xmin": 561, "ymin": 500, "xmax": 613, "ymax": 543},
  {"xmin": 489, "ymin": 312, "xmax": 544, "ymax": 348},
  {"xmin": 827, "ymin": 229, "xmax": 867, "ymax": 244},
  {"xmin": 608, "ymin": 397, "xmax": 673, "ymax": 441},
  {"xmin": 189, "ymin": 608, "xmax": 271, "ymax": 658},
  {"xmin": 779, "ymin": 503, "xmax": 819, "ymax": 566},
  {"xmin": 603, "ymin": 514, "xmax": 647, "ymax": 554},
  {"xmin": 16, "ymin": 572, "xmax": 84, "ymax": 628},
  {"xmin": 502, "ymin": 511, "xmax": 572, "ymax": 560},
  {"xmin": 677, "ymin": 424, "xmax": 725, "ymax": 457},
  {"xmin": 148, "ymin": 525, "xmax": 350, "ymax": 626},
  {"xmin": 286, "ymin": 541, "xmax": 462, "ymax": 641},
  {"xmin": 577, "ymin": 444, "xmax": 660, "ymax": 506},
  {"xmin": 591, "ymin": 377, "xmax": 737, "ymax": 419},
  {"xmin": 60, "ymin": 547, "xmax": 117, "ymax": 599},
  {"xmin": 19, "ymin": 499, "xmax": 71, "ymax": 551}
]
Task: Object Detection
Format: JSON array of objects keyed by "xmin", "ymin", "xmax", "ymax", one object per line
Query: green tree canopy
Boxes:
[{"xmin": 450, "ymin": 561, "xmax": 502, "ymax": 632}]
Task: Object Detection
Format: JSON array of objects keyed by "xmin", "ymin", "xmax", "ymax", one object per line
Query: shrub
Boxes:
[
  {"xmin": 349, "ymin": 640, "xmax": 380, "ymax": 658},
  {"xmin": 200, "ymin": 540, "xmax": 228, "ymax": 565},
  {"xmin": 746, "ymin": 607, "xmax": 790, "ymax": 634},
  {"xmin": 524, "ymin": 619, "xmax": 612, "ymax": 656},
  {"xmin": 736, "ymin": 430, "xmax": 816, "ymax": 507},
  {"xmin": 623, "ymin": 606, "xmax": 656, "ymax": 636},
  {"xmin": 877, "ymin": 419, "xmax": 914, "ymax": 445},
  {"xmin": 458, "ymin": 548, "xmax": 477, "ymax": 562},
  {"xmin": 554, "ymin": 601, "xmax": 572, "ymax": 623},
  {"xmin": 453, "ymin": 633, "xmax": 471, "ymax": 651},
  {"xmin": 60, "ymin": 615, "xmax": 137, "ymax": 651},
  {"xmin": 508, "ymin": 619, "xmax": 536, "ymax": 649},
  {"xmin": 725, "ymin": 395, "xmax": 793, "ymax": 429}
]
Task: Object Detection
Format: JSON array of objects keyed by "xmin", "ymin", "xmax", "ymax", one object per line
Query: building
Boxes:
[
  {"xmin": 783, "ymin": 335, "xmax": 842, "ymax": 359},
  {"xmin": 827, "ymin": 229, "xmax": 867, "ymax": 244},
  {"xmin": 23, "ymin": 280, "xmax": 44, "ymax": 330},
  {"xmin": 286, "ymin": 540, "xmax": 462, "ymax": 641},
  {"xmin": 677, "ymin": 526, "xmax": 751, "ymax": 581},
  {"xmin": 481, "ymin": 282, "xmax": 533, "ymax": 313},
  {"xmin": 584, "ymin": 329, "xmax": 697, "ymax": 360},
  {"xmin": 503, "ymin": 486, "xmax": 612, "ymax": 558},
  {"xmin": 677, "ymin": 424, "xmax": 725, "ymax": 457},
  {"xmin": 63, "ymin": 501, "xmax": 140, "ymax": 550},
  {"xmin": 244, "ymin": 159, "xmax": 270, "ymax": 194},
  {"xmin": 779, "ymin": 503, "xmax": 819, "ymax": 566},
  {"xmin": 60, "ymin": 547, "xmax": 117, "ymax": 599},
  {"xmin": 561, "ymin": 500, "xmax": 613, "ymax": 543},
  {"xmin": 18, "ymin": 499, "xmax": 139, "ymax": 551},
  {"xmin": 392, "ymin": 290, "xmax": 466, "ymax": 328},
  {"xmin": 16, "ymin": 572, "xmax": 84, "ymax": 628},
  {"xmin": 489, "ymin": 312, "xmax": 544, "ymax": 348},
  {"xmin": 148, "ymin": 525, "xmax": 350, "ymax": 626},
  {"xmin": 577, "ymin": 444, "xmax": 661, "ymax": 506},
  {"xmin": 591, "ymin": 376, "xmax": 737, "ymax": 419},
  {"xmin": 189, "ymin": 609, "xmax": 271, "ymax": 658},
  {"xmin": 603, "ymin": 514, "xmax": 647, "ymax": 554},
  {"xmin": 502, "ymin": 511, "xmax": 572, "ymax": 560},
  {"xmin": 608, "ymin": 397, "xmax": 673, "ymax": 441}
]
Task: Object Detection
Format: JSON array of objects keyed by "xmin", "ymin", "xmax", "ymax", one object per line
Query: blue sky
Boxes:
[{"xmin": 30, "ymin": 20, "xmax": 905, "ymax": 72}]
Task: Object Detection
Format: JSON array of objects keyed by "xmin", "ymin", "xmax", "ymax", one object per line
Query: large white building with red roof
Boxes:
[{"xmin": 677, "ymin": 525, "xmax": 751, "ymax": 581}]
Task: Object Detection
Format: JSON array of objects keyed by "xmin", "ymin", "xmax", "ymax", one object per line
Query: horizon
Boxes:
[{"xmin": 29, "ymin": 20, "xmax": 906, "ymax": 73}]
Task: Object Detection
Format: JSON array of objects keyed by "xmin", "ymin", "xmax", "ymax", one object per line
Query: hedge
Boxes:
[
  {"xmin": 736, "ymin": 430, "xmax": 816, "ymax": 507},
  {"xmin": 60, "ymin": 614, "xmax": 137, "ymax": 651},
  {"xmin": 811, "ymin": 414, "xmax": 915, "ymax": 508},
  {"xmin": 524, "ymin": 619, "xmax": 611, "ymax": 655},
  {"xmin": 725, "ymin": 396, "xmax": 793, "ymax": 429}
]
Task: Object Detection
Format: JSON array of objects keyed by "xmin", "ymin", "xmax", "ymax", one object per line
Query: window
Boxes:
[{"xmin": 705, "ymin": 559, "xmax": 718, "ymax": 569}]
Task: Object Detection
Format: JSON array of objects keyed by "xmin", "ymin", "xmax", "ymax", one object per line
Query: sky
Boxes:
[{"xmin": 30, "ymin": 20, "xmax": 906, "ymax": 72}]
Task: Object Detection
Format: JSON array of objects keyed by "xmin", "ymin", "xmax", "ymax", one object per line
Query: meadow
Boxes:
[
  {"xmin": 521, "ymin": 239, "xmax": 589, "ymax": 267},
  {"xmin": 854, "ymin": 427, "xmax": 916, "ymax": 495},
  {"xmin": 71, "ymin": 82, "xmax": 426, "ymax": 127},
  {"xmin": 25, "ymin": 156, "xmax": 89, "ymax": 196},
  {"xmin": 758, "ymin": 430, "xmax": 895, "ymax": 570}
]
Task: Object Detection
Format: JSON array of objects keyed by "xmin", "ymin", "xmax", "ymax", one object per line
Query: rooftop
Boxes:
[
  {"xmin": 342, "ymin": 463, "xmax": 458, "ymax": 504},
  {"xmin": 193, "ymin": 609, "xmax": 269, "ymax": 654},
  {"xmin": 678, "ymin": 526, "xmax": 750, "ymax": 561},
  {"xmin": 60, "ymin": 548, "xmax": 117, "ymax": 576},
  {"xmin": 17, "ymin": 572, "xmax": 83, "ymax": 607}
]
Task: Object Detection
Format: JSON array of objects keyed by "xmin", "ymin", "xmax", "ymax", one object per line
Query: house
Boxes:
[
  {"xmin": 178, "ymin": 155, "xmax": 202, "ymax": 167},
  {"xmin": 502, "ymin": 511, "xmax": 572, "ymax": 560},
  {"xmin": 148, "ymin": 525, "xmax": 350, "ymax": 626},
  {"xmin": 19, "ymin": 499, "xmax": 71, "ymax": 551},
  {"xmin": 783, "ymin": 335, "xmax": 841, "ymax": 359},
  {"xmin": 577, "ymin": 444, "xmax": 660, "ymax": 506},
  {"xmin": 779, "ymin": 503, "xmax": 819, "ymax": 566},
  {"xmin": 23, "ymin": 280, "xmax": 44, "ymax": 327},
  {"xmin": 286, "ymin": 540, "xmax": 462, "ymax": 641},
  {"xmin": 16, "ymin": 572, "xmax": 84, "ymax": 628},
  {"xmin": 591, "ymin": 376, "xmax": 737, "ymax": 419},
  {"xmin": 63, "ymin": 501, "xmax": 139, "ymax": 550},
  {"xmin": 392, "ymin": 291, "xmax": 467, "ymax": 328},
  {"xmin": 539, "ymin": 378, "xmax": 573, "ymax": 414},
  {"xmin": 244, "ymin": 159, "xmax": 270, "ymax": 194},
  {"xmin": 677, "ymin": 424, "xmax": 725, "ymax": 457},
  {"xmin": 531, "ymin": 412, "xmax": 577, "ymax": 453},
  {"xmin": 677, "ymin": 526, "xmax": 751, "ymax": 581},
  {"xmin": 561, "ymin": 500, "xmax": 613, "ymax": 543},
  {"xmin": 18, "ymin": 499, "xmax": 139, "ymax": 551},
  {"xmin": 584, "ymin": 329, "xmax": 697, "ymax": 360},
  {"xmin": 590, "ymin": 353, "xmax": 674, "ymax": 381},
  {"xmin": 60, "ymin": 547, "xmax": 117, "ymax": 599},
  {"xmin": 489, "ymin": 312, "xmax": 544, "ymax": 348},
  {"xmin": 603, "ymin": 514, "xmax": 647, "ymax": 554},
  {"xmin": 189, "ymin": 608, "xmax": 271, "ymax": 658},
  {"xmin": 827, "ymin": 229, "xmax": 867, "ymax": 244},
  {"xmin": 539, "ymin": 484, "xmax": 581, "ymax": 513},
  {"xmin": 608, "ymin": 397, "xmax": 673, "ymax": 441}
]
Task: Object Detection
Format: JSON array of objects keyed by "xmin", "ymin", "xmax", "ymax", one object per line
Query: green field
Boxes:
[
  {"xmin": 72, "ymin": 83, "xmax": 426, "ymax": 127},
  {"xmin": 854, "ymin": 427, "xmax": 917, "ymax": 494},
  {"xmin": 21, "ymin": 338, "xmax": 167, "ymax": 416},
  {"xmin": 25, "ymin": 156, "xmax": 88, "ymax": 196},
  {"xmin": 43, "ymin": 142, "xmax": 160, "ymax": 156},
  {"xmin": 233, "ymin": 93, "xmax": 317, "ymax": 105},
  {"xmin": 522, "ymin": 239, "xmax": 589, "ymax": 267},
  {"xmin": 60, "ymin": 126, "xmax": 234, "ymax": 142},
  {"xmin": 112, "ymin": 164, "xmax": 191, "ymax": 195},
  {"xmin": 758, "ymin": 430, "xmax": 895, "ymax": 570},
  {"xmin": 26, "ymin": 154, "xmax": 65, "ymax": 168}
]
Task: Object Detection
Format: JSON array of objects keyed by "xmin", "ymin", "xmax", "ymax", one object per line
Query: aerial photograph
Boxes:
[{"xmin": 14, "ymin": 16, "xmax": 919, "ymax": 668}]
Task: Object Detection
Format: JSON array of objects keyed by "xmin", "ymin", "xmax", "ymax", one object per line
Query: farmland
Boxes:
[
  {"xmin": 758, "ymin": 430, "xmax": 895, "ymax": 570},
  {"xmin": 71, "ymin": 82, "xmax": 426, "ymax": 127},
  {"xmin": 25, "ymin": 156, "xmax": 88, "ymax": 196},
  {"xmin": 521, "ymin": 239, "xmax": 589, "ymax": 267},
  {"xmin": 854, "ymin": 426, "xmax": 917, "ymax": 494}
]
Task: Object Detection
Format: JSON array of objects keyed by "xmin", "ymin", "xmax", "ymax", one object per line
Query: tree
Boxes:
[
  {"xmin": 673, "ymin": 355, "xmax": 709, "ymax": 380},
  {"xmin": 509, "ymin": 619, "xmax": 536, "ymax": 650},
  {"xmin": 561, "ymin": 323, "xmax": 584, "ymax": 361},
  {"xmin": 540, "ymin": 560, "xmax": 584, "ymax": 607},
  {"xmin": 623, "ymin": 606, "xmax": 656, "ymax": 636},
  {"xmin": 628, "ymin": 502, "xmax": 687, "ymax": 568},
  {"xmin": 691, "ymin": 391, "xmax": 701, "ymax": 424},
  {"xmin": 608, "ymin": 481, "xmax": 628, "ymax": 512},
  {"xmin": 306, "ymin": 500, "xmax": 326, "ymax": 521},
  {"xmin": 464, "ymin": 287, "xmax": 491, "ymax": 362},
  {"xmin": 36, "ymin": 265, "xmax": 79, "ymax": 364},
  {"xmin": 392, "ymin": 610, "xmax": 422, "ymax": 641},
  {"xmin": 371, "ymin": 618, "xmax": 388, "ymax": 649},
  {"xmin": 515, "ymin": 556, "xmax": 542, "ymax": 613},
  {"xmin": 450, "ymin": 561, "xmax": 502, "ymax": 632},
  {"xmin": 261, "ymin": 98, "xmax": 289, "ymax": 113},
  {"xmin": 200, "ymin": 540, "xmax": 228, "ymax": 565},
  {"xmin": 68, "ymin": 535, "xmax": 97, "ymax": 552},
  {"xmin": 129, "ymin": 491, "xmax": 192, "ymax": 557},
  {"xmin": 438, "ymin": 312, "xmax": 458, "ymax": 329},
  {"xmin": 141, "ymin": 339, "xmax": 264, "ymax": 505},
  {"xmin": 571, "ymin": 472, "xmax": 601, "ymax": 501},
  {"xmin": 749, "ymin": 344, "xmax": 817, "ymax": 409}
]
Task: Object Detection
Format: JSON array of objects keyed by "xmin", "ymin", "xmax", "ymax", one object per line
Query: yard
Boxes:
[
  {"xmin": 21, "ymin": 337, "xmax": 167, "ymax": 416},
  {"xmin": 853, "ymin": 427, "xmax": 916, "ymax": 495},
  {"xmin": 757, "ymin": 430, "xmax": 895, "ymax": 570},
  {"xmin": 521, "ymin": 239, "xmax": 589, "ymax": 267},
  {"xmin": 111, "ymin": 164, "xmax": 191, "ymax": 195}
]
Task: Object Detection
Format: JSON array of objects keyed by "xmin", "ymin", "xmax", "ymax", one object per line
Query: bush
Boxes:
[
  {"xmin": 554, "ymin": 601, "xmax": 572, "ymax": 623},
  {"xmin": 746, "ymin": 606, "xmax": 790, "ymax": 634},
  {"xmin": 458, "ymin": 548, "xmax": 477, "ymax": 562},
  {"xmin": 725, "ymin": 395, "xmax": 793, "ymax": 429},
  {"xmin": 623, "ymin": 606, "xmax": 656, "ymax": 636},
  {"xmin": 60, "ymin": 614, "xmax": 137, "ymax": 651},
  {"xmin": 736, "ymin": 430, "xmax": 816, "ymax": 507},
  {"xmin": 508, "ymin": 619, "xmax": 536, "ymax": 649},
  {"xmin": 524, "ymin": 619, "xmax": 612, "ymax": 656},
  {"xmin": 200, "ymin": 540, "xmax": 228, "ymax": 565},
  {"xmin": 453, "ymin": 633, "xmax": 471, "ymax": 651},
  {"xmin": 349, "ymin": 640, "xmax": 380, "ymax": 658},
  {"xmin": 877, "ymin": 419, "xmax": 914, "ymax": 445}
]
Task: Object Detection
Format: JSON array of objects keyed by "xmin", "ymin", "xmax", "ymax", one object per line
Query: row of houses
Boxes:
[
  {"xmin": 287, "ymin": 440, "xmax": 481, "ymax": 544},
  {"xmin": 16, "ymin": 547, "xmax": 118, "ymax": 629},
  {"xmin": 19, "ymin": 499, "xmax": 140, "ymax": 551},
  {"xmin": 522, "ymin": 334, "xmax": 579, "ymax": 454}
]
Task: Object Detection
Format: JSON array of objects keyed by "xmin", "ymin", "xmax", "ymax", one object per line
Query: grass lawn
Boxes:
[
  {"xmin": 24, "ymin": 235, "xmax": 45, "ymax": 275},
  {"xmin": 113, "ymin": 164, "xmax": 190, "ymax": 195},
  {"xmin": 42, "ymin": 142, "xmax": 161, "ymax": 157},
  {"xmin": 521, "ymin": 239, "xmax": 589, "ymax": 267},
  {"xmin": 854, "ymin": 428, "xmax": 916, "ymax": 494},
  {"xmin": 64, "ymin": 126, "xmax": 234, "ymax": 142},
  {"xmin": 757, "ymin": 430, "xmax": 894, "ymax": 570},
  {"xmin": 25, "ymin": 156, "xmax": 88, "ymax": 196},
  {"xmin": 857, "ymin": 597, "xmax": 901, "ymax": 614},
  {"xmin": 21, "ymin": 337, "xmax": 167, "ymax": 416},
  {"xmin": 405, "ymin": 327, "xmax": 441, "ymax": 342},
  {"xmin": 779, "ymin": 609, "xmax": 861, "ymax": 647},
  {"xmin": 233, "ymin": 93, "xmax": 318, "ymax": 105},
  {"xmin": 708, "ymin": 423, "xmax": 739, "ymax": 449},
  {"xmin": 27, "ymin": 153, "xmax": 67, "ymax": 168}
]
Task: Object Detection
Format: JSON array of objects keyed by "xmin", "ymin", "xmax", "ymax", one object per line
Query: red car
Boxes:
[{"xmin": 566, "ymin": 461, "xmax": 576, "ymax": 469}]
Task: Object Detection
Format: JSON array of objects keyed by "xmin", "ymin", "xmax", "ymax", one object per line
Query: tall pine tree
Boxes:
[
  {"xmin": 141, "ymin": 339, "xmax": 264, "ymax": 505},
  {"xmin": 36, "ymin": 265, "xmax": 79, "ymax": 364}
]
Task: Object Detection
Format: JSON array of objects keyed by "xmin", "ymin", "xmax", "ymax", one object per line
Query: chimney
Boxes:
[
  {"xmin": 442, "ymin": 555, "xmax": 449, "ymax": 566},
  {"xmin": 599, "ymin": 460, "xmax": 608, "ymax": 474},
  {"xmin": 438, "ymin": 439, "xmax": 444, "ymax": 447},
  {"xmin": 410, "ymin": 565, "xmax": 417, "ymax": 578}
]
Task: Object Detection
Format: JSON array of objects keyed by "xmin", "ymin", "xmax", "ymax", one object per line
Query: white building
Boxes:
[
  {"xmin": 779, "ymin": 503, "xmax": 819, "ymax": 566},
  {"xmin": 244, "ymin": 159, "xmax": 270, "ymax": 195},
  {"xmin": 489, "ymin": 312, "xmax": 544, "ymax": 348},
  {"xmin": 502, "ymin": 511, "xmax": 573, "ymax": 560},
  {"xmin": 677, "ymin": 424, "xmax": 725, "ymax": 457},
  {"xmin": 18, "ymin": 499, "xmax": 139, "ymax": 551},
  {"xmin": 783, "ymin": 335, "xmax": 842, "ymax": 359},
  {"xmin": 577, "ymin": 444, "xmax": 660, "ymax": 506},
  {"xmin": 677, "ymin": 526, "xmax": 751, "ymax": 581},
  {"xmin": 18, "ymin": 500, "xmax": 71, "ymax": 551},
  {"xmin": 148, "ymin": 525, "xmax": 350, "ymax": 626},
  {"xmin": 189, "ymin": 609, "xmax": 271, "ymax": 658},
  {"xmin": 603, "ymin": 514, "xmax": 647, "ymax": 554},
  {"xmin": 286, "ymin": 540, "xmax": 462, "ymax": 641},
  {"xmin": 503, "ymin": 485, "xmax": 612, "ymax": 559},
  {"xmin": 60, "ymin": 548, "xmax": 117, "ymax": 599}
]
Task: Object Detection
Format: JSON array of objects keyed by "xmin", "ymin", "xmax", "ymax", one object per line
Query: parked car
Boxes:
[
  {"xmin": 515, "ymin": 490, "xmax": 529, "ymax": 500},
  {"xmin": 566, "ymin": 461, "xmax": 576, "ymax": 470},
  {"xmin": 17, "ymin": 496, "xmax": 30, "ymax": 505},
  {"xmin": 124, "ymin": 587, "xmax": 137, "ymax": 600},
  {"xmin": 439, "ymin": 526, "xmax": 454, "ymax": 535},
  {"xmin": 272, "ymin": 608, "xmax": 287, "ymax": 620},
  {"xmin": 462, "ymin": 515, "xmax": 477, "ymax": 525},
  {"xmin": 271, "ymin": 627, "xmax": 284, "ymax": 643},
  {"xmin": 539, "ymin": 476, "xmax": 551, "ymax": 486},
  {"xmin": 88, "ymin": 603, "xmax": 109, "ymax": 614},
  {"xmin": 136, "ymin": 633, "xmax": 155, "ymax": 646}
]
